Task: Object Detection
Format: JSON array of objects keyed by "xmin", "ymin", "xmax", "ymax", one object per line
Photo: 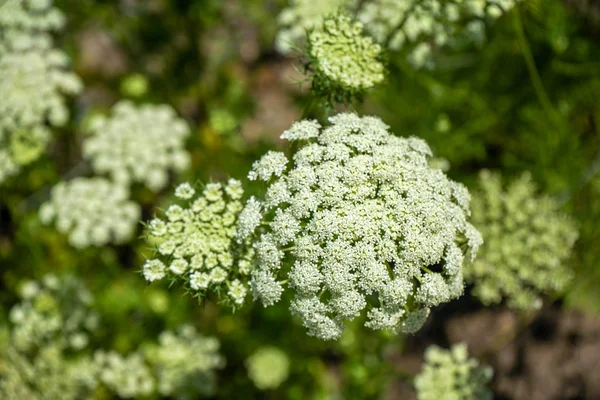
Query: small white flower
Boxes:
[
  {"xmin": 143, "ymin": 259, "xmax": 166, "ymax": 282},
  {"xmin": 169, "ymin": 259, "xmax": 188, "ymax": 275},
  {"xmin": 190, "ymin": 272, "xmax": 210, "ymax": 290},
  {"xmin": 174, "ymin": 182, "xmax": 195, "ymax": 199}
]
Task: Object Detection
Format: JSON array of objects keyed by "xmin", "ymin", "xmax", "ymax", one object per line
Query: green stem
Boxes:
[
  {"xmin": 421, "ymin": 265, "xmax": 433, "ymax": 274},
  {"xmin": 513, "ymin": 7, "xmax": 558, "ymax": 124},
  {"xmin": 301, "ymin": 96, "xmax": 318, "ymax": 120}
]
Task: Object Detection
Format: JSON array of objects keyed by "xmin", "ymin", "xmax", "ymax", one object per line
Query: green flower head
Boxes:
[
  {"xmin": 306, "ymin": 13, "xmax": 386, "ymax": 105},
  {"xmin": 143, "ymin": 180, "xmax": 254, "ymax": 307}
]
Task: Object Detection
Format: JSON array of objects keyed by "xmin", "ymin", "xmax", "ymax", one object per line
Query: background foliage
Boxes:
[{"xmin": 1, "ymin": 0, "xmax": 599, "ymax": 398}]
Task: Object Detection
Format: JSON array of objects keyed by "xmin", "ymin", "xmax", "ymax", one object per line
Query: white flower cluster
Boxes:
[
  {"xmin": 307, "ymin": 14, "xmax": 385, "ymax": 104},
  {"xmin": 246, "ymin": 346, "xmax": 290, "ymax": 390},
  {"xmin": 94, "ymin": 351, "xmax": 156, "ymax": 399},
  {"xmin": 0, "ymin": 0, "xmax": 66, "ymax": 40},
  {"xmin": 0, "ymin": 344, "xmax": 98, "ymax": 400},
  {"xmin": 7, "ymin": 274, "xmax": 99, "ymax": 352},
  {"xmin": 239, "ymin": 113, "xmax": 482, "ymax": 340},
  {"xmin": 2, "ymin": 276, "xmax": 226, "ymax": 400},
  {"xmin": 358, "ymin": 0, "xmax": 518, "ymax": 68},
  {"xmin": 83, "ymin": 100, "xmax": 191, "ymax": 192},
  {"xmin": 144, "ymin": 325, "xmax": 225, "ymax": 398},
  {"xmin": 94, "ymin": 325, "xmax": 224, "ymax": 399},
  {"xmin": 39, "ymin": 177, "xmax": 141, "ymax": 248},
  {"xmin": 0, "ymin": 0, "xmax": 82, "ymax": 184},
  {"xmin": 414, "ymin": 343, "xmax": 493, "ymax": 400},
  {"xmin": 1, "ymin": 275, "xmax": 99, "ymax": 400},
  {"xmin": 276, "ymin": 0, "xmax": 518, "ymax": 68},
  {"xmin": 143, "ymin": 180, "xmax": 254, "ymax": 306},
  {"xmin": 466, "ymin": 171, "xmax": 579, "ymax": 310}
]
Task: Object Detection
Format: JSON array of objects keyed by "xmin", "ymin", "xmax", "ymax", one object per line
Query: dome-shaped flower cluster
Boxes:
[
  {"xmin": 39, "ymin": 177, "xmax": 141, "ymax": 248},
  {"xmin": 143, "ymin": 180, "xmax": 254, "ymax": 307},
  {"xmin": 465, "ymin": 171, "xmax": 579, "ymax": 310},
  {"xmin": 144, "ymin": 325, "xmax": 225, "ymax": 398},
  {"xmin": 0, "ymin": 0, "xmax": 82, "ymax": 184},
  {"xmin": 238, "ymin": 113, "xmax": 482, "ymax": 340},
  {"xmin": 246, "ymin": 346, "xmax": 290, "ymax": 390},
  {"xmin": 414, "ymin": 343, "xmax": 493, "ymax": 400},
  {"xmin": 8, "ymin": 274, "xmax": 99, "ymax": 352},
  {"xmin": 274, "ymin": 0, "xmax": 352, "ymax": 54},
  {"xmin": 83, "ymin": 101, "xmax": 191, "ymax": 192},
  {"xmin": 307, "ymin": 14, "xmax": 385, "ymax": 104}
]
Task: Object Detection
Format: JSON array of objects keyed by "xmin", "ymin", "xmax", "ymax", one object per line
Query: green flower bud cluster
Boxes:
[
  {"xmin": 465, "ymin": 171, "xmax": 579, "ymax": 310},
  {"xmin": 0, "ymin": 0, "xmax": 82, "ymax": 184},
  {"xmin": 83, "ymin": 100, "xmax": 191, "ymax": 192},
  {"xmin": 120, "ymin": 73, "xmax": 149, "ymax": 98},
  {"xmin": 39, "ymin": 177, "xmax": 141, "ymax": 248},
  {"xmin": 307, "ymin": 14, "xmax": 386, "ymax": 104},
  {"xmin": 246, "ymin": 346, "xmax": 290, "ymax": 390},
  {"xmin": 414, "ymin": 343, "xmax": 493, "ymax": 400},
  {"xmin": 143, "ymin": 180, "xmax": 254, "ymax": 307},
  {"xmin": 144, "ymin": 325, "xmax": 225, "ymax": 398},
  {"xmin": 238, "ymin": 113, "xmax": 482, "ymax": 340}
]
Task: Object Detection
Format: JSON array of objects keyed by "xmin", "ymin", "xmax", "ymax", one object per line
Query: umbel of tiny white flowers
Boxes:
[
  {"xmin": 39, "ymin": 177, "xmax": 141, "ymax": 248},
  {"xmin": 8, "ymin": 274, "xmax": 98, "ymax": 353},
  {"xmin": 83, "ymin": 100, "xmax": 191, "ymax": 192},
  {"xmin": 414, "ymin": 343, "xmax": 493, "ymax": 400},
  {"xmin": 144, "ymin": 325, "xmax": 225, "ymax": 398},
  {"xmin": 94, "ymin": 351, "xmax": 156, "ymax": 398},
  {"xmin": 142, "ymin": 179, "xmax": 254, "ymax": 307},
  {"xmin": 0, "ymin": 0, "xmax": 82, "ymax": 184},
  {"xmin": 1, "ymin": 344, "xmax": 98, "ymax": 400},
  {"xmin": 1, "ymin": 274, "xmax": 99, "ymax": 400},
  {"xmin": 306, "ymin": 13, "xmax": 386, "ymax": 105},
  {"xmin": 465, "ymin": 170, "xmax": 579, "ymax": 310},
  {"xmin": 94, "ymin": 324, "xmax": 225, "ymax": 399},
  {"xmin": 238, "ymin": 113, "xmax": 482, "ymax": 340}
]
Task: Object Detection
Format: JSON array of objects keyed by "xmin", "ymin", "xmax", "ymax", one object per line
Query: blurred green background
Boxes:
[{"xmin": 1, "ymin": 0, "xmax": 599, "ymax": 398}]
